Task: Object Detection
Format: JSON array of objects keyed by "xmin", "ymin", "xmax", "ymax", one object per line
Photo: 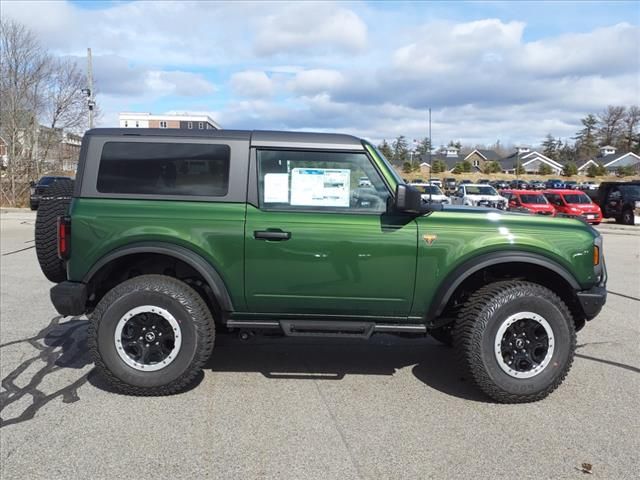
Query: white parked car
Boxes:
[
  {"xmin": 451, "ymin": 184, "xmax": 507, "ymax": 209},
  {"xmin": 358, "ymin": 176, "xmax": 373, "ymax": 187},
  {"xmin": 412, "ymin": 183, "xmax": 451, "ymax": 204}
]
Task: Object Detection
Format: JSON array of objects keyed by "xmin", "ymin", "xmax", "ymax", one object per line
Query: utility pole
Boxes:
[
  {"xmin": 85, "ymin": 48, "xmax": 95, "ymax": 129},
  {"xmin": 428, "ymin": 108, "xmax": 432, "ymax": 203}
]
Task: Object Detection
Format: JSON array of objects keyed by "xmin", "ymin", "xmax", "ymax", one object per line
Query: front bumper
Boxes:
[
  {"xmin": 577, "ymin": 286, "xmax": 607, "ymax": 320},
  {"xmin": 50, "ymin": 281, "xmax": 87, "ymax": 316}
]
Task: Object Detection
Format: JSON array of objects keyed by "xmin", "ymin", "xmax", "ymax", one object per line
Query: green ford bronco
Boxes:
[{"xmin": 36, "ymin": 129, "xmax": 607, "ymax": 402}]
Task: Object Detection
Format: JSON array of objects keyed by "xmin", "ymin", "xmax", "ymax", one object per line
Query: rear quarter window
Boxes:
[{"xmin": 97, "ymin": 142, "xmax": 230, "ymax": 196}]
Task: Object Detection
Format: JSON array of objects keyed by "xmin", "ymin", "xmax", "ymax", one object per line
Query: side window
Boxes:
[
  {"xmin": 457, "ymin": 187, "xmax": 465, "ymax": 196},
  {"xmin": 97, "ymin": 142, "xmax": 230, "ymax": 196},
  {"xmin": 607, "ymin": 188, "xmax": 621, "ymax": 201},
  {"xmin": 257, "ymin": 150, "xmax": 390, "ymax": 213}
]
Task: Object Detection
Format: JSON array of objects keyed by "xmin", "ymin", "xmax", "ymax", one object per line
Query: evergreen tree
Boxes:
[
  {"xmin": 617, "ymin": 165, "xmax": 636, "ymax": 177},
  {"xmin": 431, "ymin": 160, "xmax": 446, "ymax": 174},
  {"xmin": 538, "ymin": 164, "xmax": 553, "ymax": 175},
  {"xmin": 415, "ymin": 137, "xmax": 432, "ymax": 156},
  {"xmin": 541, "ymin": 134, "xmax": 557, "ymax": 160},
  {"xmin": 461, "ymin": 160, "xmax": 472, "ymax": 172},
  {"xmin": 483, "ymin": 161, "xmax": 501, "ymax": 174},
  {"xmin": 575, "ymin": 114, "xmax": 599, "ymax": 160},
  {"xmin": 391, "ymin": 136, "xmax": 409, "ymax": 165},
  {"xmin": 586, "ymin": 163, "xmax": 598, "ymax": 178},
  {"xmin": 562, "ymin": 162, "xmax": 578, "ymax": 177},
  {"xmin": 402, "ymin": 161, "xmax": 412, "ymax": 174},
  {"xmin": 378, "ymin": 139, "xmax": 393, "ymax": 160}
]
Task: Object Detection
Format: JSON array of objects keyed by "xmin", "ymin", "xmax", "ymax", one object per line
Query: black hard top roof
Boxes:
[{"xmin": 84, "ymin": 128, "xmax": 364, "ymax": 150}]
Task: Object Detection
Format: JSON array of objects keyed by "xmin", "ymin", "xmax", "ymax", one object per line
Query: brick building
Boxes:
[{"xmin": 118, "ymin": 112, "xmax": 221, "ymax": 130}]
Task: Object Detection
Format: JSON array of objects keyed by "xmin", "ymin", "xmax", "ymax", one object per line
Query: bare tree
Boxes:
[
  {"xmin": 623, "ymin": 105, "xmax": 640, "ymax": 153},
  {"xmin": 597, "ymin": 105, "xmax": 626, "ymax": 148},
  {"xmin": 0, "ymin": 19, "xmax": 88, "ymax": 206}
]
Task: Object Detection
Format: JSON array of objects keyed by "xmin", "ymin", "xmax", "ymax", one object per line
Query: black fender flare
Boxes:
[
  {"xmin": 83, "ymin": 242, "xmax": 234, "ymax": 312},
  {"xmin": 428, "ymin": 251, "xmax": 581, "ymax": 320}
]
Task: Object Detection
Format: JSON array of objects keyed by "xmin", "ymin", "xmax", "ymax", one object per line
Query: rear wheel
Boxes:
[
  {"xmin": 88, "ymin": 275, "xmax": 215, "ymax": 395},
  {"xmin": 453, "ymin": 281, "xmax": 575, "ymax": 403},
  {"xmin": 35, "ymin": 179, "xmax": 74, "ymax": 282}
]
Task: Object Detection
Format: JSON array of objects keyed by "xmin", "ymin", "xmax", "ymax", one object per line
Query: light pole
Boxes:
[{"xmin": 83, "ymin": 48, "xmax": 95, "ymax": 129}]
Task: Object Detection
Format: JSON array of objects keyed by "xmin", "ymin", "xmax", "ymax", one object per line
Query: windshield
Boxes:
[
  {"xmin": 564, "ymin": 193, "xmax": 592, "ymax": 204},
  {"xmin": 38, "ymin": 177, "xmax": 58, "ymax": 186},
  {"xmin": 364, "ymin": 142, "xmax": 405, "ymax": 186},
  {"xmin": 466, "ymin": 186, "xmax": 499, "ymax": 195},
  {"xmin": 520, "ymin": 194, "xmax": 548, "ymax": 204},
  {"xmin": 415, "ymin": 185, "xmax": 444, "ymax": 195}
]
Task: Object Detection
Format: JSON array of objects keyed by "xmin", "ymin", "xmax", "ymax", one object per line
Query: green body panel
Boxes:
[
  {"xmin": 411, "ymin": 210, "xmax": 597, "ymax": 317},
  {"xmin": 244, "ymin": 206, "xmax": 417, "ymax": 315},
  {"xmin": 67, "ymin": 198, "xmax": 248, "ymax": 310},
  {"xmin": 68, "ymin": 143, "xmax": 598, "ymax": 322}
]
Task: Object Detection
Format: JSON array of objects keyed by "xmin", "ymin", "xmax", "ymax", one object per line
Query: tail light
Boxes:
[
  {"xmin": 57, "ymin": 216, "xmax": 71, "ymax": 260},
  {"xmin": 593, "ymin": 245, "xmax": 600, "ymax": 266}
]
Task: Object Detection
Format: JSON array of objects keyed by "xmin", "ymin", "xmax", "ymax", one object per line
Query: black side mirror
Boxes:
[
  {"xmin": 29, "ymin": 180, "xmax": 36, "ymax": 187},
  {"xmin": 394, "ymin": 184, "xmax": 423, "ymax": 214}
]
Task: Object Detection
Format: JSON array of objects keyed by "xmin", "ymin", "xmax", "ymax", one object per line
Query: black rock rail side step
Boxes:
[
  {"xmin": 280, "ymin": 320, "xmax": 375, "ymax": 338},
  {"xmin": 226, "ymin": 319, "xmax": 427, "ymax": 338}
]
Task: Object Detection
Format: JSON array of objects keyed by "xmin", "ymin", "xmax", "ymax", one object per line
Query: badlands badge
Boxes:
[{"xmin": 422, "ymin": 234, "xmax": 437, "ymax": 245}]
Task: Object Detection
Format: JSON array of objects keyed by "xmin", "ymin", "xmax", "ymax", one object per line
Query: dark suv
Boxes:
[
  {"xmin": 593, "ymin": 181, "xmax": 640, "ymax": 225},
  {"xmin": 35, "ymin": 128, "xmax": 607, "ymax": 402},
  {"xmin": 29, "ymin": 176, "xmax": 73, "ymax": 210}
]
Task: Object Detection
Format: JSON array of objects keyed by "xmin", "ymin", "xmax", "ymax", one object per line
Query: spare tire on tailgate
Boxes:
[{"xmin": 35, "ymin": 179, "xmax": 74, "ymax": 283}]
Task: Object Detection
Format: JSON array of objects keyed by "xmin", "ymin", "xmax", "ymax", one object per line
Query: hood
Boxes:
[{"xmin": 466, "ymin": 194, "xmax": 504, "ymax": 201}]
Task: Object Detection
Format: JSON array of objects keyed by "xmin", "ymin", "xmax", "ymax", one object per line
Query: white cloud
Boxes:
[
  {"xmin": 3, "ymin": 1, "xmax": 638, "ymax": 146},
  {"xmin": 147, "ymin": 71, "xmax": 216, "ymax": 97},
  {"xmin": 288, "ymin": 69, "xmax": 346, "ymax": 95},
  {"xmin": 230, "ymin": 71, "xmax": 274, "ymax": 98},
  {"xmin": 254, "ymin": 4, "xmax": 367, "ymax": 56},
  {"xmin": 518, "ymin": 23, "xmax": 639, "ymax": 76}
]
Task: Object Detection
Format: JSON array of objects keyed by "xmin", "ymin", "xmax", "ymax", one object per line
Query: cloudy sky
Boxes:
[{"xmin": 4, "ymin": 0, "xmax": 639, "ymax": 147}]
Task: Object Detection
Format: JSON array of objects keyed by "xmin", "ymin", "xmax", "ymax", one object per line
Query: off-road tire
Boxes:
[
  {"xmin": 622, "ymin": 208, "xmax": 635, "ymax": 225},
  {"xmin": 88, "ymin": 275, "xmax": 215, "ymax": 395},
  {"xmin": 453, "ymin": 281, "xmax": 576, "ymax": 403},
  {"xmin": 35, "ymin": 179, "xmax": 74, "ymax": 282},
  {"xmin": 429, "ymin": 325, "xmax": 453, "ymax": 347}
]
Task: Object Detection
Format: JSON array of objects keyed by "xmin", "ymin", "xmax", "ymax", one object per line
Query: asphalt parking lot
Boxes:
[{"xmin": 1, "ymin": 209, "xmax": 638, "ymax": 479}]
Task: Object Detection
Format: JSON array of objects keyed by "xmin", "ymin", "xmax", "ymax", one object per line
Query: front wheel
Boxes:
[
  {"xmin": 622, "ymin": 208, "xmax": 635, "ymax": 225},
  {"xmin": 89, "ymin": 275, "xmax": 215, "ymax": 395},
  {"xmin": 454, "ymin": 281, "xmax": 576, "ymax": 403}
]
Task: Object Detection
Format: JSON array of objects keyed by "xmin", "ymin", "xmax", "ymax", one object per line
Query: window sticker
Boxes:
[
  {"xmin": 263, "ymin": 173, "xmax": 289, "ymax": 203},
  {"xmin": 290, "ymin": 168, "xmax": 350, "ymax": 207}
]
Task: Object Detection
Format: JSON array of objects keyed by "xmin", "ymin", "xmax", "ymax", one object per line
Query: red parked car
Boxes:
[
  {"xmin": 502, "ymin": 190, "xmax": 556, "ymax": 215},
  {"xmin": 543, "ymin": 189, "xmax": 603, "ymax": 224}
]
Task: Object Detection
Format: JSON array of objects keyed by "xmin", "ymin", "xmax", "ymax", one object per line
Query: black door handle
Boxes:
[{"xmin": 254, "ymin": 230, "xmax": 291, "ymax": 241}]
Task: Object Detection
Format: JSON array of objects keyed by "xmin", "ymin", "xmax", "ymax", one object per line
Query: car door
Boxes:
[
  {"xmin": 244, "ymin": 148, "xmax": 418, "ymax": 317},
  {"xmin": 606, "ymin": 187, "xmax": 622, "ymax": 217}
]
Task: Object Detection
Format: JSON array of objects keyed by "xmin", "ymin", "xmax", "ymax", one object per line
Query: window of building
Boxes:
[
  {"xmin": 124, "ymin": 121, "xmax": 128, "ymax": 128},
  {"xmin": 257, "ymin": 150, "xmax": 390, "ymax": 213},
  {"xmin": 97, "ymin": 142, "xmax": 230, "ymax": 197},
  {"xmin": 198, "ymin": 122, "xmax": 204, "ymax": 129},
  {"xmin": 135, "ymin": 121, "xmax": 139, "ymax": 128},
  {"xmin": 187, "ymin": 122, "xmax": 193, "ymax": 129},
  {"xmin": 473, "ymin": 159, "xmax": 480, "ymax": 167},
  {"xmin": 159, "ymin": 121, "xmax": 167, "ymax": 128}
]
